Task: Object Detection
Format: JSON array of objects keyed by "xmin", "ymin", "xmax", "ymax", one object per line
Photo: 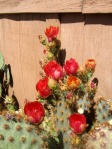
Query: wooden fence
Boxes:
[{"xmin": 0, "ymin": 0, "xmax": 112, "ymax": 106}]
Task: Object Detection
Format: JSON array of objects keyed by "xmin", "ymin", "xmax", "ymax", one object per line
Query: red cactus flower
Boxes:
[
  {"xmin": 43, "ymin": 60, "xmax": 63, "ymax": 80},
  {"xmin": 69, "ymin": 113, "xmax": 87, "ymax": 134},
  {"xmin": 45, "ymin": 26, "xmax": 59, "ymax": 42},
  {"xmin": 24, "ymin": 101, "xmax": 45, "ymax": 124},
  {"xmin": 85, "ymin": 59, "xmax": 96, "ymax": 70},
  {"xmin": 64, "ymin": 58, "xmax": 79, "ymax": 75},
  {"xmin": 36, "ymin": 77, "xmax": 52, "ymax": 98}
]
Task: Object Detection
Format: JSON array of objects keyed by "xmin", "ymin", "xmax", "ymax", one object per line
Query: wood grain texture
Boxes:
[
  {"xmin": 0, "ymin": 0, "xmax": 83, "ymax": 13},
  {"xmin": 0, "ymin": 13, "xmax": 60, "ymax": 107},
  {"xmin": 0, "ymin": 13, "xmax": 112, "ymax": 106},
  {"xmin": 61, "ymin": 14, "xmax": 84, "ymax": 64},
  {"xmin": 61, "ymin": 13, "xmax": 112, "ymax": 100},
  {"xmin": 82, "ymin": 14, "xmax": 112, "ymax": 100},
  {"xmin": 83, "ymin": 0, "xmax": 112, "ymax": 13}
]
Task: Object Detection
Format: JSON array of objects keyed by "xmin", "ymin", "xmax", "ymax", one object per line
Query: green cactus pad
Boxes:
[
  {"xmin": 54, "ymin": 98, "xmax": 72, "ymax": 149},
  {"xmin": 85, "ymin": 122, "xmax": 112, "ymax": 149},
  {"xmin": 76, "ymin": 93, "xmax": 92, "ymax": 114},
  {"xmin": 95, "ymin": 97, "xmax": 112, "ymax": 123},
  {"xmin": 54, "ymin": 97, "xmax": 82, "ymax": 149},
  {"xmin": 0, "ymin": 112, "xmax": 48, "ymax": 149}
]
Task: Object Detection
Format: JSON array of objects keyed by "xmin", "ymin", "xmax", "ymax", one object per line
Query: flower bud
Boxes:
[
  {"xmin": 39, "ymin": 35, "xmax": 46, "ymax": 45},
  {"xmin": 67, "ymin": 76, "xmax": 81, "ymax": 90},
  {"xmin": 77, "ymin": 66, "xmax": 85, "ymax": 75},
  {"xmin": 48, "ymin": 78, "xmax": 57, "ymax": 90},
  {"xmin": 47, "ymin": 52, "xmax": 54, "ymax": 60},
  {"xmin": 85, "ymin": 59, "xmax": 96, "ymax": 70}
]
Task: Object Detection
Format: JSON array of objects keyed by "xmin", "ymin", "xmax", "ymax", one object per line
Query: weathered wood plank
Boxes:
[
  {"xmin": 61, "ymin": 14, "xmax": 84, "ymax": 64},
  {"xmin": 0, "ymin": 0, "xmax": 83, "ymax": 14},
  {"xmin": 0, "ymin": 14, "xmax": 60, "ymax": 107},
  {"xmin": 61, "ymin": 13, "xmax": 112, "ymax": 100},
  {"xmin": 82, "ymin": 14, "xmax": 112, "ymax": 100},
  {"xmin": 83, "ymin": 0, "xmax": 112, "ymax": 13}
]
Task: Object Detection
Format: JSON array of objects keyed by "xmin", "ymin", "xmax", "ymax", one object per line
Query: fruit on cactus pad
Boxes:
[
  {"xmin": 36, "ymin": 77, "xmax": 52, "ymax": 98},
  {"xmin": 69, "ymin": 113, "xmax": 87, "ymax": 134},
  {"xmin": 45, "ymin": 26, "xmax": 59, "ymax": 41},
  {"xmin": 43, "ymin": 60, "xmax": 63, "ymax": 80},
  {"xmin": 64, "ymin": 58, "xmax": 79, "ymax": 75},
  {"xmin": 85, "ymin": 59, "xmax": 96, "ymax": 70},
  {"xmin": 24, "ymin": 101, "xmax": 45, "ymax": 124}
]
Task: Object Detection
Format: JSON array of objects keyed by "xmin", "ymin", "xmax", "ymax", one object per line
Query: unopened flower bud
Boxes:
[
  {"xmin": 39, "ymin": 35, "xmax": 46, "ymax": 45},
  {"xmin": 77, "ymin": 66, "xmax": 85, "ymax": 74},
  {"xmin": 85, "ymin": 59, "xmax": 96, "ymax": 70},
  {"xmin": 47, "ymin": 52, "xmax": 54, "ymax": 60},
  {"xmin": 48, "ymin": 78, "xmax": 57, "ymax": 90}
]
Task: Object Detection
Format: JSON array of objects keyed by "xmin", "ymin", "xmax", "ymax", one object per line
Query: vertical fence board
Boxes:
[
  {"xmin": 0, "ymin": 14, "xmax": 60, "ymax": 106},
  {"xmin": 61, "ymin": 14, "xmax": 84, "ymax": 64},
  {"xmin": 61, "ymin": 13, "xmax": 112, "ymax": 100},
  {"xmin": 83, "ymin": 14, "xmax": 112, "ymax": 100},
  {"xmin": 0, "ymin": 13, "xmax": 112, "ymax": 106}
]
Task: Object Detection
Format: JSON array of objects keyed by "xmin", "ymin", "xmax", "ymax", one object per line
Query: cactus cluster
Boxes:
[
  {"xmin": 34, "ymin": 26, "xmax": 112, "ymax": 149},
  {"xmin": 0, "ymin": 26, "xmax": 112, "ymax": 149}
]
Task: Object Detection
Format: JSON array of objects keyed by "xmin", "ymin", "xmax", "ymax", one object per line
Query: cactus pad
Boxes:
[
  {"xmin": 95, "ymin": 97, "xmax": 112, "ymax": 123},
  {"xmin": 85, "ymin": 122, "xmax": 112, "ymax": 149},
  {"xmin": 0, "ymin": 112, "xmax": 48, "ymax": 149}
]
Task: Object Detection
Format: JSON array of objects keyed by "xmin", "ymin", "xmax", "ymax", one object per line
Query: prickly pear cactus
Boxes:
[
  {"xmin": 54, "ymin": 97, "xmax": 72, "ymax": 149},
  {"xmin": 85, "ymin": 122, "xmax": 112, "ymax": 149},
  {"xmin": 0, "ymin": 112, "xmax": 48, "ymax": 149},
  {"xmin": 54, "ymin": 97, "xmax": 86, "ymax": 149},
  {"xmin": 76, "ymin": 92, "xmax": 92, "ymax": 114},
  {"xmin": 94, "ymin": 97, "xmax": 112, "ymax": 123}
]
